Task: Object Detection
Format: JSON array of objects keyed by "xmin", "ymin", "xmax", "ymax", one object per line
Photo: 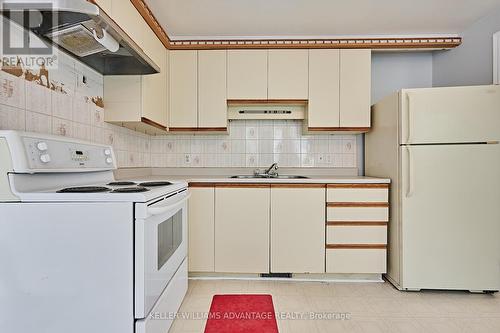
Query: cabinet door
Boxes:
[
  {"xmin": 308, "ymin": 49, "xmax": 340, "ymax": 128},
  {"xmin": 268, "ymin": 50, "xmax": 309, "ymax": 99},
  {"xmin": 271, "ymin": 187, "xmax": 325, "ymax": 273},
  {"xmin": 215, "ymin": 187, "xmax": 270, "ymax": 273},
  {"xmin": 142, "ymin": 43, "xmax": 167, "ymax": 127},
  {"xmin": 169, "ymin": 50, "xmax": 198, "ymax": 128},
  {"xmin": 339, "ymin": 49, "xmax": 371, "ymax": 128},
  {"xmin": 103, "ymin": 75, "xmax": 142, "ymax": 122},
  {"xmin": 94, "ymin": 0, "xmax": 112, "ymax": 14},
  {"xmin": 111, "ymin": 0, "xmax": 145, "ymax": 48},
  {"xmin": 142, "ymin": 24, "xmax": 165, "ymax": 69},
  {"xmin": 227, "ymin": 50, "xmax": 268, "ymax": 99},
  {"xmin": 198, "ymin": 50, "xmax": 227, "ymax": 129},
  {"xmin": 188, "ymin": 187, "xmax": 215, "ymax": 272}
]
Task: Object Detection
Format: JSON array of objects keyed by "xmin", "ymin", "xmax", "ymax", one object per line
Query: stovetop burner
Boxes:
[
  {"xmin": 112, "ymin": 186, "xmax": 150, "ymax": 193},
  {"xmin": 138, "ymin": 181, "xmax": 173, "ymax": 187},
  {"xmin": 107, "ymin": 181, "xmax": 137, "ymax": 186},
  {"xmin": 57, "ymin": 186, "xmax": 110, "ymax": 193}
]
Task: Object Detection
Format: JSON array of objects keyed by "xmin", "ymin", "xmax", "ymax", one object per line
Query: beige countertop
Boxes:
[{"xmin": 115, "ymin": 168, "xmax": 390, "ymax": 184}]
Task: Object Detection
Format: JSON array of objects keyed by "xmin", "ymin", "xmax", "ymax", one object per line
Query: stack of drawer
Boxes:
[{"xmin": 325, "ymin": 184, "xmax": 389, "ymax": 273}]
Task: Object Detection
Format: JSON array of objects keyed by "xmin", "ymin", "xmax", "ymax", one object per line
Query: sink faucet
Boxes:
[{"xmin": 264, "ymin": 163, "xmax": 279, "ymax": 177}]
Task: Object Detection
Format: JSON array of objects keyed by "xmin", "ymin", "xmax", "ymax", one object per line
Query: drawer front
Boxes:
[
  {"xmin": 327, "ymin": 188, "xmax": 388, "ymax": 203},
  {"xmin": 327, "ymin": 207, "xmax": 388, "ymax": 221},
  {"xmin": 327, "ymin": 225, "xmax": 387, "ymax": 244},
  {"xmin": 326, "ymin": 249, "xmax": 386, "ymax": 273}
]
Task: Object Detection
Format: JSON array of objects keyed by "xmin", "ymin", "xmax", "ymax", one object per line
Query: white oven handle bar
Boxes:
[{"xmin": 147, "ymin": 191, "xmax": 191, "ymax": 216}]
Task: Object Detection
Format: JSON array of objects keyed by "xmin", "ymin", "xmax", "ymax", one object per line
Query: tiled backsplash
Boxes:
[{"xmin": 151, "ymin": 121, "xmax": 357, "ymax": 168}]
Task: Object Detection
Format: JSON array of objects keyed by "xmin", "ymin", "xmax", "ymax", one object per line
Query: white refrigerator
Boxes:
[{"xmin": 366, "ymin": 85, "xmax": 500, "ymax": 292}]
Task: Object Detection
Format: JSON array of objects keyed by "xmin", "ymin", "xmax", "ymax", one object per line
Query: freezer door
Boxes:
[
  {"xmin": 400, "ymin": 85, "xmax": 500, "ymax": 144},
  {"xmin": 400, "ymin": 144, "xmax": 500, "ymax": 291}
]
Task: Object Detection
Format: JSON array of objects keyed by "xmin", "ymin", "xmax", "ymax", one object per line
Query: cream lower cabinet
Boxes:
[
  {"xmin": 325, "ymin": 184, "xmax": 389, "ymax": 274},
  {"xmin": 188, "ymin": 187, "xmax": 215, "ymax": 272},
  {"xmin": 214, "ymin": 186, "xmax": 270, "ymax": 273},
  {"xmin": 271, "ymin": 185, "xmax": 325, "ymax": 273}
]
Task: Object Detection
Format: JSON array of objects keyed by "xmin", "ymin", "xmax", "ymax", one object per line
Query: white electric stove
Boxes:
[{"xmin": 0, "ymin": 130, "xmax": 189, "ymax": 333}]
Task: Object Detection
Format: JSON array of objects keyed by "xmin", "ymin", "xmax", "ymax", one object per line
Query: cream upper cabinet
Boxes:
[
  {"xmin": 339, "ymin": 49, "xmax": 371, "ymax": 128},
  {"xmin": 169, "ymin": 50, "xmax": 198, "ymax": 128},
  {"xmin": 103, "ymin": 0, "xmax": 168, "ymax": 133},
  {"xmin": 271, "ymin": 186, "xmax": 325, "ymax": 273},
  {"xmin": 142, "ymin": 26, "xmax": 165, "ymax": 70},
  {"xmin": 308, "ymin": 49, "xmax": 340, "ymax": 128},
  {"xmin": 268, "ymin": 50, "xmax": 309, "ymax": 99},
  {"xmin": 94, "ymin": 0, "xmax": 111, "ymax": 14},
  {"xmin": 104, "ymin": 42, "xmax": 168, "ymax": 133},
  {"xmin": 188, "ymin": 187, "xmax": 215, "ymax": 272},
  {"xmin": 142, "ymin": 46, "xmax": 168, "ymax": 129},
  {"xmin": 227, "ymin": 50, "xmax": 268, "ymax": 100},
  {"xmin": 214, "ymin": 187, "xmax": 270, "ymax": 273},
  {"xmin": 198, "ymin": 50, "xmax": 227, "ymax": 129},
  {"xmin": 111, "ymin": 0, "xmax": 145, "ymax": 48}
]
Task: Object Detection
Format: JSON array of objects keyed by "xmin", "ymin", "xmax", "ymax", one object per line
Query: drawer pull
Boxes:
[
  {"xmin": 327, "ymin": 221, "xmax": 387, "ymax": 226},
  {"xmin": 326, "ymin": 244, "xmax": 387, "ymax": 249},
  {"xmin": 327, "ymin": 202, "xmax": 388, "ymax": 207}
]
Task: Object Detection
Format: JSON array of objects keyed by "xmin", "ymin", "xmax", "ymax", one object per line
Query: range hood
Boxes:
[
  {"xmin": 1, "ymin": 0, "xmax": 159, "ymax": 75},
  {"xmin": 227, "ymin": 100, "xmax": 307, "ymax": 120}
]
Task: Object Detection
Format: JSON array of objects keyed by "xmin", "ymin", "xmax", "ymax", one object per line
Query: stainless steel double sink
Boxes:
[{"xmin": 230, "ymin": 175, "xmax": 309, "ymax": 179}]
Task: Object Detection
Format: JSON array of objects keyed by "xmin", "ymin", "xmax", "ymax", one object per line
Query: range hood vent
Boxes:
[
  {"xmin": 227, "ymin": 100, "xmax": 306, "ymax": 120},
  {"xmin": 1, "ymin": 0, "xmax": 159, "ymax": 75}
]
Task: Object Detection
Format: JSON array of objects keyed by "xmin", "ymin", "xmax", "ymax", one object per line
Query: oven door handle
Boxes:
[{"xmin": 147, "ymin": 192, "xmax": 191, "ymax": 216}]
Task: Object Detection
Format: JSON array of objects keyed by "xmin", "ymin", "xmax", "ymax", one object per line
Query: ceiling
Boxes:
[{"xmin": 145, "ymin": 0, "xmax": 500, "ymax": 40}]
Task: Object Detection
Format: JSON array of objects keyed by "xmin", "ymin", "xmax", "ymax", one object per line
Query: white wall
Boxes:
[
  {"xmin": 371, "ymin": 52, "xmax": 433, "ymax": 104},
  {"xmin": 433, "ymin": 6, "xmax": 500, "ymax": 86}
]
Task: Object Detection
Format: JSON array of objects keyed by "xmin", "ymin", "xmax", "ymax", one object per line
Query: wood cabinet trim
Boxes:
[
  {"xmin": 169, "ymin": 38, "xmax": 461, "ymax": 50},
  {"xmin": 140, "ymin": 117, "xmax": 167, "ymax": 131},
  {"xmin": 130, "ymin": 0, "xmax": 171, "ymax": 48},
  {"xmin": 215, "ymin": 183, "xmax": 270, "ymax": 188},
  {"xmin": 308, "ymin": 127, "xmax": 370, "ymax": 132},
  {"xmin": 327, "ymin": 221, "xmax": 388, "ymax": 226},
  {"xmin": 270, "ymin": 184, "xmax": 325, "ymax": 188},
  {"xmin": 188, "ymin": 182, "xmax": 216, "ymax": 188},
  {"xmin": 168, "ymin": 127, "xmax": 228, "ymax": 132},
  {"xmin": 327, "ymin": 183, "xmax": 389, "ymax": 189},
  {"xmin": 327, "ymin": 202, "xmax": 389, "ymax": 208},
  {"xmin": 326, "ymin": 244, "xmax": 387, "ymax": 249},
  {"xmin": 98, "ymin": 2, "xmax": 461, "ymax": 51}
]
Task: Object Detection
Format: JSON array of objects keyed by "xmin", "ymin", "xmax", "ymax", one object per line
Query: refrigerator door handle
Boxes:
[
  {"xmin": 405, "ymin": 147, "xmax": 414, "ymax": 197},
  {"xmin": 405, "ymin": 93, "xmax": 413, "ymax": 144}
]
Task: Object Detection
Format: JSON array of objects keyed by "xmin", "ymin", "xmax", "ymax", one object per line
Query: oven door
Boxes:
[{"xmin": 134, "ymin": 189, "xmax": 189, "ymax": 319}]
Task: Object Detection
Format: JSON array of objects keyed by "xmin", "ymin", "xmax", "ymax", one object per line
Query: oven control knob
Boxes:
[
  {"xmin": 40, "ymin": 154, "xmax": 51, "ymax": 163},
  {"xmin": 105, "ymin": 157, "xmax": 113, "ymax": 164},
  {"xmin": 104, "ymin": 148, "xmax": 112, "ymax": 156},
  {"xmin": 37, "ymin": 142, "xmax": 48, "ymax": 151}
]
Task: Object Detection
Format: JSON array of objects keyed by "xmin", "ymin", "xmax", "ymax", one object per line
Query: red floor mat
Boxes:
[{"xmin": 204, "ymin": 294, "xmax": 279, "ymax": 333}]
